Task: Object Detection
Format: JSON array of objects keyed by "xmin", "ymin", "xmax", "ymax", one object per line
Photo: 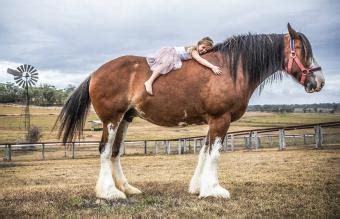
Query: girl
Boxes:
[{"xmin": 144, "ymin": 37, "xmax": 222, "ymax": 95}]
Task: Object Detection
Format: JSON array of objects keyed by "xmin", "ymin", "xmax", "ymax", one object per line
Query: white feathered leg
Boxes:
[
  {"xmin": 199, "ymin": 137, "xmax": 230, "ymax": 199},
  {"xmin": 189, "ymin": 144, "xmax": 207, "ymax": 194},
  {"xmin": 95, "ymin": 123, "xmax": 126, "ymax": 199},
  {"xmin": 112, "ymin": 120, "xmax": 142, "ymax": 195}
]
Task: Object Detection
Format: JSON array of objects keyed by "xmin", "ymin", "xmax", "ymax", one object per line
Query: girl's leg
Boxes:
[{"xmin": 144, "ymin": 72, "xmax": 161, "ymax": 95}]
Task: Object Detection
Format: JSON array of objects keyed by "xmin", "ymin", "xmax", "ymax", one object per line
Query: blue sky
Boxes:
[{"xmin": 0, "ymin": 0, "xmax": 339, "ymax": 104}]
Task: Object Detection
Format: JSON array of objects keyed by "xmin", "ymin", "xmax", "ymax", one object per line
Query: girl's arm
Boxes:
[{"xmin": 191, "ymin": 50, "xmax": 222, "ymax": 75}]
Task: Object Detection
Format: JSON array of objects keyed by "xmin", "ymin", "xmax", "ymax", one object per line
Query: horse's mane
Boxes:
[{"xmin": 211, "ymin": 33, "xmax": 313, "ymax": 92}]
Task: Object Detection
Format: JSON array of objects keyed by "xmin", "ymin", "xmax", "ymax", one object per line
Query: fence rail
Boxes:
[{"xmin": 1, "ymin": 121, "xmax": 340, "ymax": 161}]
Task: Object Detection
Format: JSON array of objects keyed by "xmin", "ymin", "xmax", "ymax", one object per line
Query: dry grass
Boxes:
[
  {"xmin": 1, "ymin": 104, "xmax": 339, "ymax": 143},
  {"xmin": 1, "ymin": 146, "xmax": 339, "ymax": 217}
]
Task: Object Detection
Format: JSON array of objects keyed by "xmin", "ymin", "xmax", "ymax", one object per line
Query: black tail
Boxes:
[{"xmin": 54, "ymin": 77, "xmax": 91, "ymax": 144}]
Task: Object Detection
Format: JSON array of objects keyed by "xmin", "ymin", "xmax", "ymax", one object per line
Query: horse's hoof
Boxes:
[
  {"xmin": 189, "ymin": 179, "xmax": 200, "ymax": 195},
  {"xmin": 199, "ymin": 185, "xmax": 230, "ymax": 199},
  {"xmin": 125, "ymin": 184, "xmax": 142, "ymax": 195},
  {"xmin": 96, "ymin": 186, "xmax": 127, "ymax": 200}
]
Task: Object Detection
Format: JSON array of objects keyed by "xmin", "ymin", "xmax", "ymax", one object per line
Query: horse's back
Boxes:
[{"xmin": 89, "ymin": 55, "xmax": 149, "ymax": 121}]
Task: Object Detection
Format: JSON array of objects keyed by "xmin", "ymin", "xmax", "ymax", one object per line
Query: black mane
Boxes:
[
  {"xmin": 211, "ymin": 32, "xmax": 314, "ymax": 91},
  {"xmin": 212, "ymin": 33, "xmax": 285, "ymax": 89}
]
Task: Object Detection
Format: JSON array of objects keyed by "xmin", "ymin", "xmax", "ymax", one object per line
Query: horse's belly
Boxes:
[{"xmin": 135, "ymin": 105, "xmax": 206, "ymax": 127}]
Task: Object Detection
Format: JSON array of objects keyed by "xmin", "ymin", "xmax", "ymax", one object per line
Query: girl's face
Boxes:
[{"xmin": 197, "ymin": 43, "xmax": 212, "ymax": 55}]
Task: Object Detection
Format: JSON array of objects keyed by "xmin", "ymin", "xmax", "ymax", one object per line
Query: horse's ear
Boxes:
[{"xmin": 287, "ymin": 23, "xmax": 299, "ymax": 39}]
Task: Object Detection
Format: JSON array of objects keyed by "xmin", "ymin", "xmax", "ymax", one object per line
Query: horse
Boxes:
[{"xmin": 55, "ymin": 23, "xmax": 325, "ymax": 200}]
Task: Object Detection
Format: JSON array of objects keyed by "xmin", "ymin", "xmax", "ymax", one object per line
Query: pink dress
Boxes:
[{"xmin": 146, "ymin": 47, "xmax": 192, "ymax": 74}]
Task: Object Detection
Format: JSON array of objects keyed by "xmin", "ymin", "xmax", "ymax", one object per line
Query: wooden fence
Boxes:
[{"xmin": 1, "ymin": 121, "xmax": 339, "ymax": 161}]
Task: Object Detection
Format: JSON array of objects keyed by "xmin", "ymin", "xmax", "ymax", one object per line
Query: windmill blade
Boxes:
[
  {"xmin": 7, "ymin": 68, "xmax": 22, "ymax": 77},
  {"xmin": 28, "ymin": 80, "xmax": 33, "ymax": 87},
  {"xmin": 27, "ymin": 65, "xmax": 34, "ymax": 73},
  {"xmin": 17, "ymin": 65, "xmax": 24, "ymax": 73},
  {"xmin": 30, "ymin": 69, "xmax": 37, "ymax": 74},
  {"xmin": 18, "ymin": 80, "xmax": 25, "ymax": 87},
  {"xmin": 31, "ymin": 78, "xmax": 38, "ymax": 83},
  {"xmin": 15, "ymin": 78, "xmax": 23, "ymax": 84},
  {"xmin": 14, "ymin": 75, "xmax": 22, "ymax": 80},
  {"xmin": 31, "ymin": 76, "xmax": 38, "ymax": 80},
  {"xmin": 24, "ymin": 64, "xmax": 29, "ymax": 72}
]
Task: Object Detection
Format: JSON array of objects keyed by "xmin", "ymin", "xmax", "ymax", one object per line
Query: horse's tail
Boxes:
[{"xmin": 54, "ymin": 76, "xmax": 91, "ymax": 144}]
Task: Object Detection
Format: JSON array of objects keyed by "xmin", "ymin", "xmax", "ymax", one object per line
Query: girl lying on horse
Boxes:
[{"xmin": 144, "ymin": 37, "xmax": 222, "ymax": 95}]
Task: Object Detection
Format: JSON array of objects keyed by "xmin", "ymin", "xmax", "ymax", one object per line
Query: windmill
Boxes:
[{"xmin": 7, "ymin": 64, "xmax": 39, "ymax": 135}]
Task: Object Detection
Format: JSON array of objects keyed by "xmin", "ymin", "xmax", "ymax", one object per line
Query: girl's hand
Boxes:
[{"xmin": 211, "ymin": 65, "xmax": 222, "ymax": 75}]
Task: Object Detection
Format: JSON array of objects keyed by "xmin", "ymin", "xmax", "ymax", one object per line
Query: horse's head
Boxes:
[{"xmin": 284, "ymin": 23, "xmax": 325, "ymax": 93}]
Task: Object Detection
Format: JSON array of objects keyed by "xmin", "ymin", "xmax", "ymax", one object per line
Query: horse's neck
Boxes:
[{"xmin": 247, "ymin": 38, "xmax": 285, "ymax": 96}]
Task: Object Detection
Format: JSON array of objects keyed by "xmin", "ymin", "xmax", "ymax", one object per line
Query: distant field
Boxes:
[{"xmin": 0, "ymin": 104, "xmax": 339, "ymax": 143}]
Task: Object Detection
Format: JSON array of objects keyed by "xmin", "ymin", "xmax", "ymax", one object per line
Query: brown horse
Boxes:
[{"xmin": 55, "ymin": 24, "xmax": 325, "ymax": 200}]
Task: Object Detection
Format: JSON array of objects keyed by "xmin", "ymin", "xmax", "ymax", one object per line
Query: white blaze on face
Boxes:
[
  {"xmin": 311, "ymin": 60, "xmax": 325, "ymax": 91},
  {"xmin": 314, "ymin": 70, "xmax": 325, "ymax": 91}
]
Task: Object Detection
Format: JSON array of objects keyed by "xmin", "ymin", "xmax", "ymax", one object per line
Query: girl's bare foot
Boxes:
[{"xmin": 144, "ymin": 81, "xmax": 153, "ymax": 95}]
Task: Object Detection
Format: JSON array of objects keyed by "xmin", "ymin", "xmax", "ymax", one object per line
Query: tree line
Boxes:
[
  {"xmin": 0, "ymin": 82, "xmax": 75, "ymax": 106},
  {"xmin": 247, "ymin": 103, "xmax": 339, "ymax": 113},
  {"xmin": 1, "ymin": 82, "xmax": 339, "ymax": 111}
]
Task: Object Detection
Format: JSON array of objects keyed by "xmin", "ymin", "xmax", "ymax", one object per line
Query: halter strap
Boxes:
[{"xmin": 285, "ymin": 36, "xmax": 321, "ymax": 85}]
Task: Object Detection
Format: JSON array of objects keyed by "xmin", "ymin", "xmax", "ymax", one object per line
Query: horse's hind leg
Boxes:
[
  {"xmin": 96, "ymin": 117, "xmax": 126, "ymax": 200},
  {"xmin": 111, "ymin": 117, "xmax": 142, "ymax": 195}
]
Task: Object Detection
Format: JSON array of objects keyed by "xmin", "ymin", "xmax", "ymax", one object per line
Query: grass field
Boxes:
[
  {"xmin": 1, "ymin": 104, "xmax": 340, "ymax": 217},
  {"xmin": 1, "ymin": 104, "xmax": 339, "ymax": 143},
  {"xmin": 1, "ymin": 147, "xmax": 339, "ymax": 217}
]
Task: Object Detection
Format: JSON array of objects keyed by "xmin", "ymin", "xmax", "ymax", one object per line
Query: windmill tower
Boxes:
[{"xmin": 7, "ymin": 64, "xmax": 39, "ymax": 135}]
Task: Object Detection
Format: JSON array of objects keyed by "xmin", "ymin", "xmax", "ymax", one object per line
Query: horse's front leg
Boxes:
[{"xmin": 190, "ymin": 113, "xmax": 231, "ymax": 199}]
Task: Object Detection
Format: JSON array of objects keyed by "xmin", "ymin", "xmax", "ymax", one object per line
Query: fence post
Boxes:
[
  {"xmin": 314, "ymin": 125, "xmax": 323, "ymax": 149},
  {"xmin": 224, "ymin": 135, "xmax": 228, "ymax": 151},
  {"xmin": 144, "ymin": 140, "xmax": 147, "ymax": 154},
  {"xmin": 178, "ymin": 139, "xmax": 182, "ymax": 155},
  {"xmin": 230, "ymin": 134, "xmax": 234, "ymax": 151},
  {"xmin": 155, "ymin": 141, "xmax": 158, "ymax": 154},
  {"xmin": 183, "ymin": 139, "xmax": 186, "ymax": 153},
  {"xmin": 72, "ymin": 142, "xmax": 75, "ymax": 159},
  {"xmin": 193, "ymin": 139, "xmax": 197, "ymax": 154},
  {"xmin": 4, "ymin": 144, "xmax": 12, "ymax": 161},
  {"xmin": 279, "ymin": 129, "xmax": 286, "ymax": 150},
  {"xmin": 64, "ymin": 144, "xmax": 67, "ymax": 157},
  {"xmin": 41, "ymin": 143, "xmax": 45, "ymax": 160},
  {"xmin": 167, "ymin": 141, "xmax": 171, "ymax": 155},
  {"xmin": 303, "ymin": 134, "xmax": 307, "ymax": 145},
  {"xmin": 254, "ymin": 131, "xmax": 259, "ymax": 150}
]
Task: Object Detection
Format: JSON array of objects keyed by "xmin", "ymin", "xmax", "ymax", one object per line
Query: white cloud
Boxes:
[{"xmin": 0, "ymin": 0, "xmax": 339, "ymax": 103}]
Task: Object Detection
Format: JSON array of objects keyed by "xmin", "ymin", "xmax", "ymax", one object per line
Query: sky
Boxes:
[{"xmin": 0, "ymin": 0, "xmax": 339, "ymax": 104}]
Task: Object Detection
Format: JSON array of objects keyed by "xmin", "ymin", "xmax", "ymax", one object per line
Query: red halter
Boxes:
[{"xmin": 285, "ymin": 37, "xmax": 321, "ymax": 85}]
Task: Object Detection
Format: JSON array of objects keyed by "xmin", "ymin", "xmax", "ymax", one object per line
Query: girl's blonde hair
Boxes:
[
  {"xmin": 186, "ymin": 37, "xmax": 214, "ymax": 54},
  {"xmin": 197, "ymin": 37, "xmax": 214, "ymax": 47}
]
